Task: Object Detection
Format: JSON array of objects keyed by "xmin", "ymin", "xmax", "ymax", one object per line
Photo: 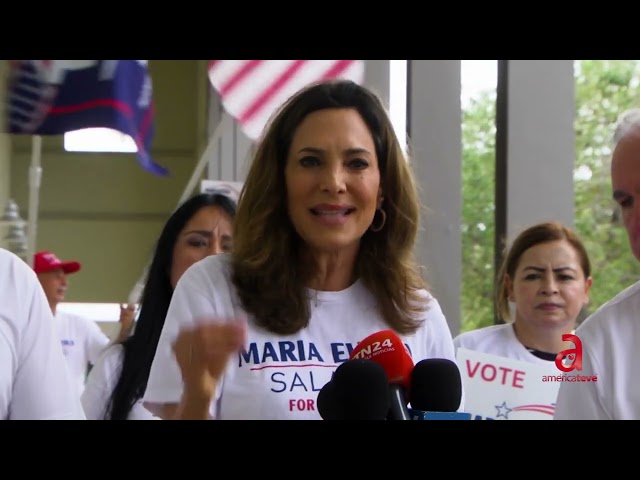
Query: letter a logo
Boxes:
[{"xmin": 555, "ymin": 334, "xmax": 583, "ymax": 372}]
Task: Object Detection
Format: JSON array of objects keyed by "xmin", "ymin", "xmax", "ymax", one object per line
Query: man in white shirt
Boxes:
[
  {"xmin": 554, "ymin": 108, "xmax": 640, "ymax": 420},
  {"xmin": 0, "ymin": 248, "xmax": 85, "ymax": 419},
  {"xmin": 33, "ymin": 250, "xmax": 133, "ymax": 396}
]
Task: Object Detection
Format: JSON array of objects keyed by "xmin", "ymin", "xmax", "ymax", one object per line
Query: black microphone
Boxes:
[
  {"xmin": 317, "ymin": 379, "xmax": 341, "ymax": 420},
  {"xmin": 409, "ymin": 358, "xmax": 464, "ymax": 419},
  {"xmin": 317, "ymin": 358, "xmax": 390, "ymax": 420}
]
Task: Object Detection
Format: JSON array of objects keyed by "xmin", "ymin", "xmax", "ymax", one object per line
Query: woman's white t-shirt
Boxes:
[{"xmin": 144, "ymin": 254, "xmax": 458, "ymax": 419}]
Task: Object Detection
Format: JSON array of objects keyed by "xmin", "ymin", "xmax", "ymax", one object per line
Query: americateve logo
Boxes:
[
  {"xmin": 542, "ymin": 333, "xmax": 597, "ymax": 383},
  {"xmin": 555, "ymin": 333, "xmax": 582, "ymax": 372}
]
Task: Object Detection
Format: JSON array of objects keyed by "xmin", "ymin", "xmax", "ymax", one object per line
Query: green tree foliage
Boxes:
[
  {"xmin": 461, "ymin": 90, "xmax": 496, "ymax": 332},
  {"xmin": 461, "ymin": 60, "xmax": 640, "ymax": 333},
  {"xmin": 573, "ymin": 60, "xmax": 640, "ymax": 313}
]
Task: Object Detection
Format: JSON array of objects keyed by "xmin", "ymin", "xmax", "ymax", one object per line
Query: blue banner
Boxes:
[{"xmin": 6, "ymin": 60, "xmax": 168, "ymax": 176}]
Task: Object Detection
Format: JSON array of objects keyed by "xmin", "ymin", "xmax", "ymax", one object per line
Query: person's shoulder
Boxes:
[
  {"xmin": 596, "ymin": 279, "xmax": 640, "ymax": 311},
  {"xmin": 0, "ymin": 251, "xmax": 48, "ymax": 329},
  {"xmin": 200, "ymin": 251, "xmax": 232, "ymax": 271},
  {"xmin": 409, "ymin": 289, "xmax": 451, "ymax": 335},
  {"xmin": 56, "ymin": 310, "xmax": 91, "ymax": 324},
  {"xmin": 454, "ymin": 323, "xmax": 510, "ymax": 347},
  {"xmin": 412, "ymin": 287, "xmax": 440, "ymax": 312},
  {"xmin": 56, "ymin": 310, "xmax": 104, "ymax": 333},
  {"xmin": 0, "ymin": 248, "xmax": 21, "ymax": 267},
  {"xmin": 0, "ymin": 249, "xmax": 36, "ymax": 286},
  {"xmin": 406, "ymin": 288, "xmax": 444, "ymax": 324},
  {"xmin": 181, "ymin": 252, "xmax": 233, "ymax": 286},
  {"xmin": 413, "ymin": 287, "xmax": 435, "ymax": 301},
  {"xmin": 581, "ymin": 279, "xmax": 640, "ymax": 326},
  {"xmin": 578, "ymin": 280, "xmax": 640, "ymax": 336}
]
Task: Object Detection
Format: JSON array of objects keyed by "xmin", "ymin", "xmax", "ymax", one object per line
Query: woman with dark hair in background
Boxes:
[{"xmin": 81, "ymin": 192, "xmax": 236, "ymax": 420}]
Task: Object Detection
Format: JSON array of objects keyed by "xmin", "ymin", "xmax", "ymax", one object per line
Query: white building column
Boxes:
[
  {"xmin": 504, "ymin": 60, "xmax": 575, "ymax": 240},
  {"xmin": 0, "ymin": 60, "xmax": 11, "ymax": 210},
  {"xmin": 206, "ymin": 87, "xmax": 253, "ymax": 183},
  {"xmin": 408, "ymin": 60, "xmax": 462, "ymax": 336},
  {"xmin": 364, "ymin": 60, "xmax": 391, "ymax": 109}
]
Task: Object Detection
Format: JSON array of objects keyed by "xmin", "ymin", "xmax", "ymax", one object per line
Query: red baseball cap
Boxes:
[{"xmin": 33, "ymin": 250, "xmax": 81, "ymax": 275}]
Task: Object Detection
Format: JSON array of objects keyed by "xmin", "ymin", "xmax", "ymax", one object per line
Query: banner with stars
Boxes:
[{"xmin": 456, "ymin": 348, "xmax": 561, "ymax": 420}]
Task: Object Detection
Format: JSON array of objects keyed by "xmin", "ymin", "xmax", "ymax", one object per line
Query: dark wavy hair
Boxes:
[
  {"xmin": 231, "ymin": 79, "xmax": 429, "ymax": 335},
  {"xmin": 104, "ymin": 192, "xmax": 236, "ymax": 420}
]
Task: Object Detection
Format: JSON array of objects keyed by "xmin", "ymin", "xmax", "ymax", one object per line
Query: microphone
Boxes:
[
  {"xmin": 349, "ymin": 330, "xmax": 413, "ymax": 420},
  {"xmin": 317, "ymin": 358, "xmax": 390, "ymax": 420},
  {"xmin": 317, "ymin": 378, "xmax": 341, "ymax": 420},
  {"xmin": 408, "ymin": 358, "xmax": 465, "ymax": 420}
]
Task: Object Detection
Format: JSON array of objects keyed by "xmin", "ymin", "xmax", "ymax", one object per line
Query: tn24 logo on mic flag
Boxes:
[{"xmin": 6, "ymin": 60, "xmax": 168, "ymax": 176}]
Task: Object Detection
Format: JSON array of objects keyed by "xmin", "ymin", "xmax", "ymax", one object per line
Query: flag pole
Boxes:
[
  {"xmin": 126, "ymin": 111, "xmax": 233, "ymax": 305},
  {"xmin": 26, "ymin": 135, "xmax": 43, "ymax": 267},
  {"xmin": 176, "ymin": 111, "xmax": 233, "ymax": 207}
]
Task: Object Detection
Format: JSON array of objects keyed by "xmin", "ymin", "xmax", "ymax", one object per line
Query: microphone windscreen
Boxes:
[
  {"xmin": 409, "ymin": 358, "xmax": 463, "ymax": 412},
  {"xmin": 317, "ymin": 380, "xmax": 341, "ymax": 420},
  {"xmin": 349, "ymin": 329, "xmax": 414, "ymax": 389},
  {"xmin": 332, "ymin": 358, "xmax": 390, "ymax": 420}
]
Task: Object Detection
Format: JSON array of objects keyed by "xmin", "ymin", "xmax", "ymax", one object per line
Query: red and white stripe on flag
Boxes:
[{"xmin": 208, "ymin": 60, "xmax": 365, "ymax": 140}]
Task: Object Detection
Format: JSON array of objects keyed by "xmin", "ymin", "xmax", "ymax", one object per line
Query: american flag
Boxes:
[
  {"xmin": 208, "ymin": 60, "xmax": 365, "ymax": 140},
  {"xmin": 6, "ymin": 60, "xmax": 167, "ymax": 176}
]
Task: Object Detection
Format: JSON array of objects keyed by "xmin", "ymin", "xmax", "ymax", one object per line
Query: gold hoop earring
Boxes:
[{"xmin": 370, "ymin": 208, "xmax": 387, "ymax": 232}]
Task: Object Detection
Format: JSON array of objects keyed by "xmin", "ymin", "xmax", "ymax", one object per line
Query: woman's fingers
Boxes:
[
  {"xmin": 173, "ymin": 320, "xmax": 247, "ymax": 385},
  {"xmin": 198, "ymin": 322, "xmax": 246, "ymax": 357}
]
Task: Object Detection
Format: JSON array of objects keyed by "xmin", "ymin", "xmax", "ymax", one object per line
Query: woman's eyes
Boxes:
[
  {"xmin": 299, "ymin": 156, "xmax": 320, "ymax": 167},
  {"xmin": 617, "ymin": 196, "xmax": 632, "ymax": 209},
  {"xmin": 298, "ymin": 156, "xmax": 369, "ymax": 169},
  {"xmin": 188, "ymin": 238, "xmax": 209, "ymax": 248},
  {"xmin": 523, "ymin": 273, "xmax": 575, "ymax": 281}
]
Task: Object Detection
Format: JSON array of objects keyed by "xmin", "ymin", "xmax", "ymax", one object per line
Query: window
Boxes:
[
  {"xmin": 63, "ymin": 128, "xmax": 137, "ymax": 153},
  {"xmin": 58, "ymin": 302, "xmax": 125, "ymax": 323},
  {"xmin": 460, "ymin": 60, "xmax": 497, "ymax": 332}
]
